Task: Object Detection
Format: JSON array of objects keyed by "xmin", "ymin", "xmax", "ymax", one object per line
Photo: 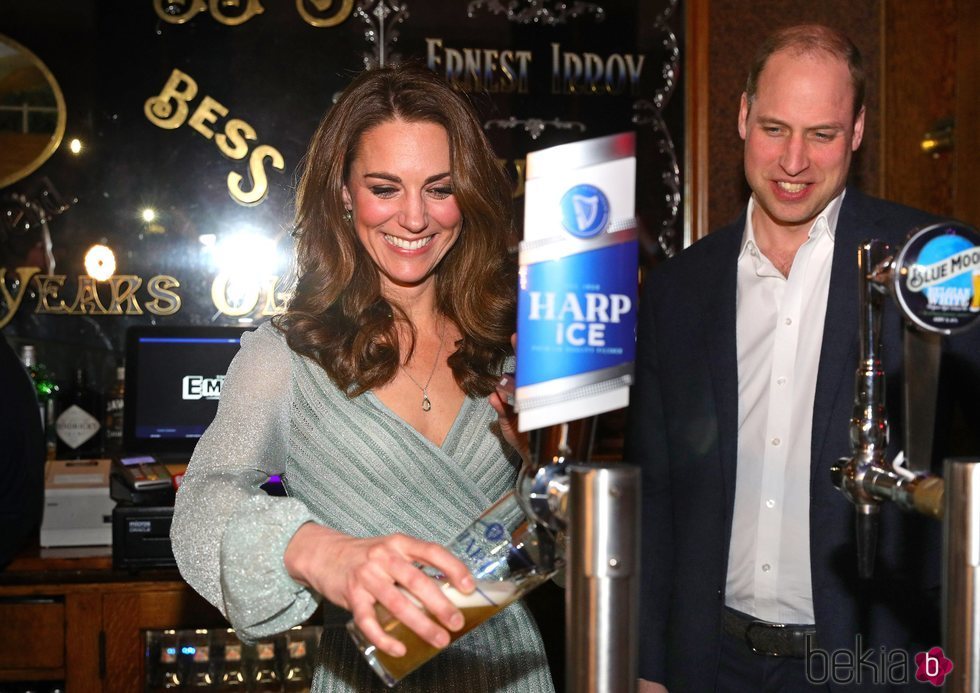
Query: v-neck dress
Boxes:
[{"xmin": 171, "ymin": 322, "xmax": 554, "ymax": 692}]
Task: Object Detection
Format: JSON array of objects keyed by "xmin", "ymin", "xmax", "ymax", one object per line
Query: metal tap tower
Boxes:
[{"xmin": 518, "ymin": 423, "xmax": 641, "ymax": 693}]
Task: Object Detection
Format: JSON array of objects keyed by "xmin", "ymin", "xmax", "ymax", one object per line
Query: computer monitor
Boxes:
[{"xmin": 122, "ymin": 324, "xmax": 254, "ymax": 458}]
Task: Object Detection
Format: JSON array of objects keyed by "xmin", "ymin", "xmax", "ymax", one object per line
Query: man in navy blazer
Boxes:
[{"xmin": 628, "ymin": 24, "xmax": 980, "ymax": 692}]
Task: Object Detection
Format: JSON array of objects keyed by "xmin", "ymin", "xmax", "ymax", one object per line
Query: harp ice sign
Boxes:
[{"xmin": 516, "ymin": 132, "xmax": 638, "ymax": 432}]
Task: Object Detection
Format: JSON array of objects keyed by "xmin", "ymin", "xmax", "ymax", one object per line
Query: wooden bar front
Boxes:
[{"xmin": 0, "ymin": 544, "xmax": 227, "ymax": 692}]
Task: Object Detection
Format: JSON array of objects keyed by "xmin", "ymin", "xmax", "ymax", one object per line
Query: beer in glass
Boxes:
[{"xmin": 346, "ymin": 490, "xmax": 559, "ymax": 686}]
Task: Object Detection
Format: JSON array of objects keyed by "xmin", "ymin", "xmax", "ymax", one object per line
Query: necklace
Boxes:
[{"xmin": 401, "ymin": 320, "xmax": 445, "ymax": 412}]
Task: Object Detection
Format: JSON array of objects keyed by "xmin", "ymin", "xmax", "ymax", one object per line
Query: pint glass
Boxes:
[{"xmin": 347, "ymin": 490, "xmax": 559, "ymax": 687}]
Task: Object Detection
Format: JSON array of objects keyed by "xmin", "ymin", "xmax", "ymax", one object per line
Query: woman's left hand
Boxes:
[{"xmin": 489, "ymin": 334, "xmax": 529, "ymax": 462}]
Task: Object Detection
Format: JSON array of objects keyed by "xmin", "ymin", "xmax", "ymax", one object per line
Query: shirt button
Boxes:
[
  {"xmin": 776, "ymin": 376, "xmax": 787, "ymax": 386},
  {"xmin": 784, "ymin": 317, "xmax": 793, "ymax": 326},
  {"xmin": 762, "ymin": 564, "xmax": 771, "ymax": 572},
  {"xmin": 771, "ymin": 437, "xmax": 781, "ymax": 446},
  {"xmin": 766, "ymin": 499, "xmax": 776, "ymax": 509}
]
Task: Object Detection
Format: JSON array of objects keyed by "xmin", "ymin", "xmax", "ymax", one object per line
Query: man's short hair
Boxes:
[{"xmin": 744, "ymin": 24, "xmax": 865, "ymax": 119}]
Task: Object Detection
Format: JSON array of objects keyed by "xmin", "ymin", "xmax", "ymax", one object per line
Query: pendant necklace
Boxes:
[{"xmin": 401, "ymin": 319, "xmax": 446, "ymax": 412}]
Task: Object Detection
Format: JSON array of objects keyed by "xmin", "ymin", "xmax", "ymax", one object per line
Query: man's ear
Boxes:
[
  {"xmin": 738, "ymin": 92, "xmax": 750, "ymax": 141},
  {"xmin": 851, "ymin": 106, "xmax": 866, "ymax": 151}
]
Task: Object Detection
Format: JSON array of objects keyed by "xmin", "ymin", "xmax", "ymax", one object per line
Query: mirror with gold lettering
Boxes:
[{"xmin": 0, "ymin": 33, "xmax": 65, "ymax": 189}]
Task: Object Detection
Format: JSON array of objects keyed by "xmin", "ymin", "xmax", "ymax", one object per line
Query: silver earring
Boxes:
[{"xmin": 342, "ymin": 209, "xmax": 352, "ymax": 223}]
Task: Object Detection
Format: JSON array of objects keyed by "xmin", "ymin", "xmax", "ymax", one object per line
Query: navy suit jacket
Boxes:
[{"xmin": 626, "ymin": 189, "xmax": 980, "ymax": 691}]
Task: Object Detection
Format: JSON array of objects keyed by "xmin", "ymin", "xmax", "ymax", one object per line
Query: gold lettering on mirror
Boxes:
[
  {"xmin": 153, "ymin": 0, "xmax": 265, "ymax": 26},
  {"xmin": 146, "ymin": 275, "xmax": 182, "ymax": 315},
  {"xmin": 154, "ymin": 0, "xmax": 351, "ymax": 27},
  {"xmin": 296, "ymin": 0, "xmax": 354, "ymax": 27},
  {"xmin": 144, "ymin": 69, "xmax": 284, "ymax": 206},
  {"xmin": 106, "ymin": 275, "xmax": 144, "ymax": 314},
  {"xmin": 0, "ymin": 34, "xmax": 67, "ymax": 188},
  {"xmin": 229, "ymin": 144, "xmax": 285, "ymax": 206},
  {"xmin": 207, "ymin": 0, "xmax": 265, "ymax": 26},
  {"xmin": 0, "ymin": 267, "xmax": 40, "ymax": 325},
  {"xmin": 1, "ymin": 268, "xmax": 288, "ymax": 327},
  {"xmin": 153, "ymin": 0, "xmax": 206, "ymax": 24},
  {"xmin": 210, "ymin": 272, "xmax": 287, "ymax": 317},
  {"xmin": 68, "ymin": 275, "xmax": 109, "ymax": 314},
  {"xmin": 144, "ymin": 69, "xmax": 197, "ymax": 129},
  {"xmin": 35, "ymin": 274, "xmax": 69, "ymax": 314}
]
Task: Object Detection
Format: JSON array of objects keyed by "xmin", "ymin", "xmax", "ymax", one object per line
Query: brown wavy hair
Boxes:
[{"xmin": 274, "ymin": 63, "xmax": 517, "ymax": 398}]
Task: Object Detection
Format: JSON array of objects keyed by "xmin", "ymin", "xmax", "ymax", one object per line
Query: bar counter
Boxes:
[{"xmin": 0, "ymin": 541, "xmax": 226, "ymax": 692}]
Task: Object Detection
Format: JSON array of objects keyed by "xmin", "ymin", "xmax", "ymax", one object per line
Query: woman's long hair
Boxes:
[{"xmin": 275, "ymin": 63, "xmax": 516, "ymax": 398}]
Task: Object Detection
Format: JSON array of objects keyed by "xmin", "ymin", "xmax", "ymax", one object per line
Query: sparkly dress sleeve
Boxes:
[{"xmin": 170, "ymin": 323, "xmax": 320, "ymax": 641}]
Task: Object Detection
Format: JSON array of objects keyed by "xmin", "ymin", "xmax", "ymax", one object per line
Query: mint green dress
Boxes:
[{"xmin": 171, "ymin": 322, "xmax": 554, "ymax": 692}]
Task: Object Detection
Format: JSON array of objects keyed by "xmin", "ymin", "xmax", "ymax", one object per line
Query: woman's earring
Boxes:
[{"xmin": 342, "ymin": 209, "xmax": 353, "ymax": 223}]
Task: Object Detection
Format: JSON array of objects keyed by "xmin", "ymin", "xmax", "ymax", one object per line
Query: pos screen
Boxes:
[{"xmin": 122, "ymin": 325, "xmax": 254, "ymax": 457}]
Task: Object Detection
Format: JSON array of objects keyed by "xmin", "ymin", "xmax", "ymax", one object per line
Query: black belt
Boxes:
[{"xmin": 722, "ymin": 608, "xmax": 817, "ymax": 658}]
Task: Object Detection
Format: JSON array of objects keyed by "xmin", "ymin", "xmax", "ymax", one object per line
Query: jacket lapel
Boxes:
[
  {"xmin": 810, "ymin": 190, "xmax": 866, "ymax": 479},
  {"xmin": 703, "ymin": 219, "xmax": 744, "ymax": 514}
]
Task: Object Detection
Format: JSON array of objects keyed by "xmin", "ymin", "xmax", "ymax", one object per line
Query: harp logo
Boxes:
[{"xmin": 560, "ymin": 184, "xmax": 610, "ymax": 239}]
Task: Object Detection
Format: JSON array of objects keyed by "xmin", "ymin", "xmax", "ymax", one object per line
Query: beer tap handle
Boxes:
[{"xmin": 902, "ymin": 326, "xmax": 942, "ymax": 475}]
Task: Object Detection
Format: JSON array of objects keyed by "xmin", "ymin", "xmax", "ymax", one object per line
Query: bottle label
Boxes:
[{"xmin": 56, "ymin": 404, "xmax": 100, "ymax": 449}]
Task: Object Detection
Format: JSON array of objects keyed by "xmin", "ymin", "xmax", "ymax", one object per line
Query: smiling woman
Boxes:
[
  {"xmin": 0, "ymin": 33, "xmax": 66, "ymax": 188},
  {"xmin": 170, "ymin": 63, "xmax": 555, "ymax": 693}
]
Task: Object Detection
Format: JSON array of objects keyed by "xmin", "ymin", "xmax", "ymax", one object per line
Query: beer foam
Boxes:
[{"xmin": 441, "ymin": 580, "xmax": 518, "ymax": 608}]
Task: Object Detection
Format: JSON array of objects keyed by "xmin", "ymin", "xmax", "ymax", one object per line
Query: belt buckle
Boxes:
[{"xmin": 744, "ymin": 620, "xmax": 789, "ymax": 657}]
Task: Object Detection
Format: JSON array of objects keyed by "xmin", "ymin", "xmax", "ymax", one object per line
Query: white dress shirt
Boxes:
[{"xmin": 724, "ymin": 191, "xmax": 844, "ymax": 624}]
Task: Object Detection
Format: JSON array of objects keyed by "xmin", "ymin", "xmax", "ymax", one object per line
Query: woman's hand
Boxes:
[
  {"xmin": 489, "ymin": 380, "xmax": 529, "ymax": 463},
  {"xmin": 489, "ymin": 333, "xmax": 530, "ymax": 463},
  {"xmin": 283, "ymin": 523, "xmax": 475, "ymax": 657}
]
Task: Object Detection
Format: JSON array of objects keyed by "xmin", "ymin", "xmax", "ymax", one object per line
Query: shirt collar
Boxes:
[{"xmin": 739, "ymin": 189, "xmax": 847, "ymax": 260}]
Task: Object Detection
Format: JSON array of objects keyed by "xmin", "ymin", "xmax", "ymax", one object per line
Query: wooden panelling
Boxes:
[
  {"xmin": 64, "ymin": 592, "xmax": 102, "ymax": 691},
  {"xmin": 881, "ymin": 0, "xmax": 956, "ymax": 217},
  {"xmin": 954, "ymin": 0, "xmax": 980, "ymax": 226},
  {"xmin": 0, "ymin": 599, "xmax": 65, "ymax": 672}
]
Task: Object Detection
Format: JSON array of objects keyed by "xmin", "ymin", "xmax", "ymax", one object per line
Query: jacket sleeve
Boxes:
[{"xmin": 170, "ymin": 323, "xmax": 320, "ymax": 642}]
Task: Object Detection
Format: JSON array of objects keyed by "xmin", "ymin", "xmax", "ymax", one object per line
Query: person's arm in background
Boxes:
[
  {"xmin": 0, "ymin": 339, "xmax": 45, "ymax": 569},
  {"xmin": 625, "ymin": 275, "xmax": 674, "ymax": 688}
]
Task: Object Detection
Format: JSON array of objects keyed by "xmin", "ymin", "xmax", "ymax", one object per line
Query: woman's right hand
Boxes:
[{"xmin": 283, "ymin": 522, "xmax": 475, "ymax": 657}]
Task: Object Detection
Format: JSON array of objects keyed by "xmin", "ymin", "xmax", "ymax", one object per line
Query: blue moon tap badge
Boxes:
[{"xmin": 893, "ymin": 221, "xmax": 980, "ymax": 334}]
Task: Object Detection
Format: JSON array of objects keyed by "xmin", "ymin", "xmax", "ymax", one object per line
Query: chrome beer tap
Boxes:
[
  {"xmin": 516, "ymin": 420, "xmax": 641, "ymax": 693},
  {"xmin": 829, "ymin": 240, "xmax": 946, "ymax": 578},
  {"xmin": 830, "ymin": 221, "xmax": 980, "ymax": 692}
]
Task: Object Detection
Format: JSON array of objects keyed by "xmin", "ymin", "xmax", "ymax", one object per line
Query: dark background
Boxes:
[{"xmin": 0, "ymin": 0, "xmax": 684, "ymax": 397}]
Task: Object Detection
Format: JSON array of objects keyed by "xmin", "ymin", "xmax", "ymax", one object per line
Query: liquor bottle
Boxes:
[
  {"xmin": 19, "ymin": 344, "xmax": 59, "ymax": 459},
  {"xmin": 54, "ymin": 366, "xmax": 103, "ymax": 458},
  {"xmin": 103, "ymin": 365, "xmax": 125, "ymax": 455},
  {"xmin": 282, "ymin": 629, "xmax": 313, "ymax": 692}
]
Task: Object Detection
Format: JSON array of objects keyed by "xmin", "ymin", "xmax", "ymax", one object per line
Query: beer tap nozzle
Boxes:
[{"xmin": 830, "ymin": 240, "xmax": 893, "ymax": 579}]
